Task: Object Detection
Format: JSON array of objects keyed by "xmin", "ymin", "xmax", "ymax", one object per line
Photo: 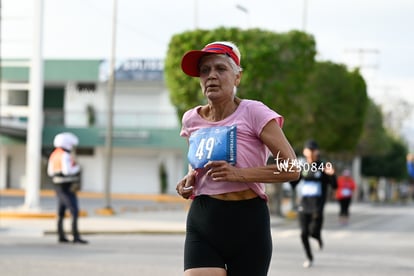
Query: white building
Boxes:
[{"xmin": 0, "ymin": 59, "xmax": 187, "ymax": 195}]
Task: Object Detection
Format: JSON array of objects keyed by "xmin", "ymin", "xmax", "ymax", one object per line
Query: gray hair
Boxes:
[{"xmin": 228, "ymin": 56, "xmax": 243, "ymax": 75}]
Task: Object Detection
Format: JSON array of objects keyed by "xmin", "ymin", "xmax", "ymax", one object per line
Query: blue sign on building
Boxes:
[{"xmin": 99, "ymin": 59, "xmax": 164, "ymax": 81}]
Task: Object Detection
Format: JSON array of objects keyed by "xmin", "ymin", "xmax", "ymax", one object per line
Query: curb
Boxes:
[
  {"xmin": 0, "ymin": 209, "xmax": 88, "ymax": 219},
  {"xmin": 44, "ymin": 229, "xmax": 186, "ymax": 236},
  {"xmin": 0, "ymin": 189, "xmax": 189, "ymax": 219},
  {"xmin": 0, "ymin": 189, "xmax": 187, "ymax": 203}
]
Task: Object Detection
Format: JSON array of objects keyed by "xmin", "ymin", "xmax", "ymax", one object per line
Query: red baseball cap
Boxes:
[{"xmin": 181, "ymin": 41, "xmax": 241, "ymax": 77}]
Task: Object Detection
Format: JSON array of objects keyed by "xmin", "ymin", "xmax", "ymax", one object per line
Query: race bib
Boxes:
[
  {"xmin": 188, "ymin": 125, "xmax": 237, "ymax": 169},
  {"xmin": 341, "ymin": 188, "xmax": 352, "ymax": 197},
  {"xmin": 301, "ymin": 180, "xmax": 322, "ymax": 197}
]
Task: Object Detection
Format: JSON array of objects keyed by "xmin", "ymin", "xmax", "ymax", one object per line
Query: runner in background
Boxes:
[
  {"xmin": 407, "ymin": 153, "xmax": 414, "ymax": 200},
  {"xmin": 335, "ymin": 169, "xmax": 356, "ymax": 226},
  {"xmin": 290, "ymin": 139, "xmax": 337, "ymax": 268}
]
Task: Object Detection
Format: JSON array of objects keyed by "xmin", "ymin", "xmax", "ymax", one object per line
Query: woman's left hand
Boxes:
[{"xmin": 204, "ymin": 161, "xmax": 240, "ymax": 182}]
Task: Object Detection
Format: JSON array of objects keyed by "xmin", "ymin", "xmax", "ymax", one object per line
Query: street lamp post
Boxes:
[
  {"xmin": 235, "ymin": 4, "xmax": 249, "ymax": 29},
  {"xmin": 302, "ymin": 0, "xmax": 308, "ymax": 31}
]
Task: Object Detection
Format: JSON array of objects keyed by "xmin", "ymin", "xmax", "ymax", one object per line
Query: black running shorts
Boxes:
[{"xmin": 184, "ymin": 195, "xmax": 272, "ymax": 276}]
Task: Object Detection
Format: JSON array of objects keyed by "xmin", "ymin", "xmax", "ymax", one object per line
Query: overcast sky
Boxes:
[{"xmin": 2, "ymin": 0, "xmax": 414, "ymax": 147}]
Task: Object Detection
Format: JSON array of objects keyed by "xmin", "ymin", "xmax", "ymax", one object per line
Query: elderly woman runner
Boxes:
[{"xmin": 176, "ymin": 41, "xmax": 299, "ymax": 276}]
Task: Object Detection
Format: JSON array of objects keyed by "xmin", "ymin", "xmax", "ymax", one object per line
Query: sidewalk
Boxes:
[
  {"xmin": 0, "ymin": 189, "xmax": 287, "ymax": 236},
  {"xmin": 0, "ymin": 189, "xmax": 191, "ymax": 236},
  {"xmin": 0, "ymin": 208, "xmax": 190, "ymax": 237}
]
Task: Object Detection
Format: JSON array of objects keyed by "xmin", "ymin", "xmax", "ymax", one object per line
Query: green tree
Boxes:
[
  {"xmin": 357, "ymin": 99, "xmax": 392, "ymax": 156},
  {"xmin": 361, "ymin": 135, "xmax": 408, "ymax": 180},
  {"xmin": 298, "ymin": 62, "xmax": 368, "ymax": 153},
  {"xmin": 359, "ymin": 100, "xmax": 409, "ymax": 180}
]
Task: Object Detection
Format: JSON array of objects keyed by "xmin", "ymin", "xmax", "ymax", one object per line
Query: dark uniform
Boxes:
[
  {"xmin": 290, "ymin": 140, "xmax": 336, "ymax": 267},
  {"xmin": 47, "ymin": 133, "xmax": 88, "ymax": 244}
]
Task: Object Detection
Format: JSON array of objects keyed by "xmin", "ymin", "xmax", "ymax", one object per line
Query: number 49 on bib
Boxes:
[{"xmin": 188, "ymin": 125, "xmax": 237, "ymax": 169}]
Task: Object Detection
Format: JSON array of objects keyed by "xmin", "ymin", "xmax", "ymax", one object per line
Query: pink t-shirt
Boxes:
[{"xmin": 180, "ymin": 99, "xmax": 283, "ymax": 200}]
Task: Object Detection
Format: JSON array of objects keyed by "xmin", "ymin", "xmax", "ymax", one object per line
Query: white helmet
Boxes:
[{"xmin": 53, "ymin": 132, "xmax": 79, "ymax": 150}]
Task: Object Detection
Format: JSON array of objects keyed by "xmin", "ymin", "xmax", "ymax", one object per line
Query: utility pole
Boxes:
[{"xmin": 101, "ymin": 0, "xmax": 117, "ymax": 215}]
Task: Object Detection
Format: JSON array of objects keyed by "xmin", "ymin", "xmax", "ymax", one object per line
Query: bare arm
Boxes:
[{"xmin": 205, "ymin": 120, "xmax": 300, "ymax": 183}]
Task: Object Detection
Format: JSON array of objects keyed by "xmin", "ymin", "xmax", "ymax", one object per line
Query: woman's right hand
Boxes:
[{"xmin": 176, "ymin": 171, "xmax": 196, "ymax": 199}]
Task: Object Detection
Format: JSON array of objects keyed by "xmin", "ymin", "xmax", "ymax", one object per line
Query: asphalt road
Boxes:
[{"xmin": 0, "ymin": 202, "xmax": 413, "ymax": 276}]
